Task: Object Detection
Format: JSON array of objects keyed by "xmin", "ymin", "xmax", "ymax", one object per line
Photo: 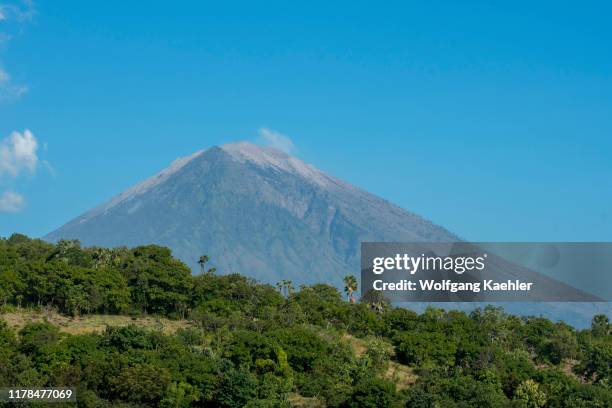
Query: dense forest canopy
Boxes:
[{"xmin": 0, "ymin": 234, "xmax": 611, "ymax": 407}]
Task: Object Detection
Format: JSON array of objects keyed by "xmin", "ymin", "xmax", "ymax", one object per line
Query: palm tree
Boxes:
[
  {"xmin": 276, "ymin": 280, "xmax": 294, "ymax": 297},
  {"xmin": 198, "ymin": 255, "xmax": 216, "ymax": 274},
  {"xmin": 343, "ymin": 275, "xmax": 358, "ymax": 304},
  {"xmin": 285, "ymin": 280, "xmax": 294, "ymax": 296},
  {"xmin": 361, "ymin": 289, "xmax": 388, "ymax": 313}
]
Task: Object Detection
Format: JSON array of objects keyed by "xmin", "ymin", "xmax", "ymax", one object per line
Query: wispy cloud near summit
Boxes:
[{"xmin": 257, "ymin": 128, "xmax": 296, "ymax": 154}]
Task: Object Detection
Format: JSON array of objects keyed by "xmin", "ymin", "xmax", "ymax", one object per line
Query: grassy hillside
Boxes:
[{"xmin": 1, "ymin": 234, "xmax": 611, "ymax": 407}]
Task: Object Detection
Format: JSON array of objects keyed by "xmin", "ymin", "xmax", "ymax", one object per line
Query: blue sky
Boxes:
[{"xmin": 0, "ymin": 0, "xmax": 611, "ymax": 241}]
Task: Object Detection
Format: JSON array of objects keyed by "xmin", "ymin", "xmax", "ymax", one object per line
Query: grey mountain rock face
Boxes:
[{"xmin": 46, "ymin": 142, "xmax": 457, "ymax": 287}]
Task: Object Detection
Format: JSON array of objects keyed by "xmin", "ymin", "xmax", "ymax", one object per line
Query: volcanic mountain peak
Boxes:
[
  {"xmin": 46, "ymin": 141, "xmax": 457, "ymax": 286},
  {"xmin": 220, "ymin": 141, "xmax": 336, "ymax": 187}
]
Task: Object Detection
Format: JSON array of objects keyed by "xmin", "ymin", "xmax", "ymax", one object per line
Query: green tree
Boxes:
[
  {"xmin": 160, "ymin": 382, "xmax": 200, "ymax": 408},
  {"xmin": 217, "ymin": 367, "xmax": 258, "ymax": 408},
  {"xmin": 111, "ymin": 364, "xmax": 171, "ymax": 404},
  {"xmin": 394, "ymin": 331, "xmax": 457, "ymax": 367},
  {"xmin": 343, "ymin": 275, "xmax": 358, "ymax": 304},
  {"xmin": 346, "ymin": 377, "xmax": 396, "ymax": 408},
  {"xmin": 591, "ymin": 314, "xmax": 610, "ymax": 337},
  {"xmin": 19, "ymin": 322, "xmax": 61, "ymax": 356},
  {"xmin": 514, "ymin": 379, "xmax": 547, "ymax": 408}
]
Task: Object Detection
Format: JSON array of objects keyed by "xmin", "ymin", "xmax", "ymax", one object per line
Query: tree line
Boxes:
[{"xmin": 0, "ymin": 233, "xmax": 611, "ymax": 407}]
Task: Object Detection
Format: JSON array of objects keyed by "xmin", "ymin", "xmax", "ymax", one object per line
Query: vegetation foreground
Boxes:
[{"xmin": 0, "ymin": 234, "xmax": 611, "ymax": 407}]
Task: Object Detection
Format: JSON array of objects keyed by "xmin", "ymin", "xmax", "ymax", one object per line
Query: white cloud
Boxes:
[
  {"xmin": 0, "ymin": 129, "xmax": 39, "ymax": 177},
  {"xmin": 0, "ymin": 1, "xmax": 35, "ymax": 23},
  {"xmin": 0, "ymin": 67, "xmax": 27, "ymax": 100},
  {"xmin": 0, "ymin": 1, "xmax": 35, "ymax": 101},
  {"xmin": 0, "ymin": 190, "xmax": 25, "ymax": 212},
  {"xmin": 257, "ymin": 128, "xmax": 296, "ymax": 154}
]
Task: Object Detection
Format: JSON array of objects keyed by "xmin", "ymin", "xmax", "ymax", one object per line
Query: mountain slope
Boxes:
[{"xmin": 46, "ymin": 142, "xmax": 457, "ymax": 287}]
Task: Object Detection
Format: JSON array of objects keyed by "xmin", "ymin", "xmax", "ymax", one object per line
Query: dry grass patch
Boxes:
[
  {"xmin": 341, "ymin": 333, "xmax": 417, "ymax": 391},
  {"xmin": 384, "ymin": 361, "xmax": 417, "ymax": 391},
  {"xmin": 341, "ymin": 333, "xmax": 368, "ymax": 357},
  {"xmin": 1, "ymin": 309, "xmax": 193, "ymax": 335},
  {"xmin": 287, "ymin": 393, "xmax": 324, "ymax": 408}
]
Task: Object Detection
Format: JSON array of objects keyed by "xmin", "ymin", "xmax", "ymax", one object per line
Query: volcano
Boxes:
[{"xmin": 46, "ymin": 142, "xmax": 457, "ymax": 287}]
